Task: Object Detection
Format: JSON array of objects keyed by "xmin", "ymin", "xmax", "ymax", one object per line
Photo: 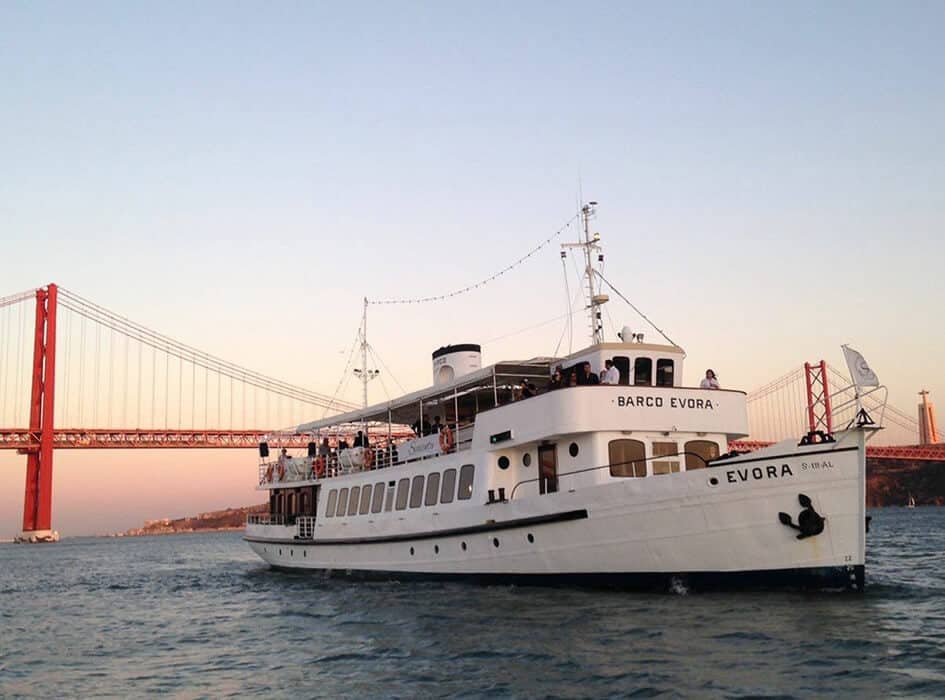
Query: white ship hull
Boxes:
[{"xmin": 246, "ymin": 433, "xmax": 866, "ymax": 591}]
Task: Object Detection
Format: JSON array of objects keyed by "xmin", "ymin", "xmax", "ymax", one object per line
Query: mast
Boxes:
[
  {"xmin": 361, "ymin": 297, "xmax": 368, "ymax": 409},
  {"xmin": 562, "ymin": 201, "xmax": 606, "ymax": 344}
]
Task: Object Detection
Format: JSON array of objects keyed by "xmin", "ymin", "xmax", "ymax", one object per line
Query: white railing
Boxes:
[
  {"xmin": 296, "ymin": 516, "xmax": 316, "ymax": 539},
  {"xmin": 246, "ymin": 513, "xmax": 287, "ymax": 526}
]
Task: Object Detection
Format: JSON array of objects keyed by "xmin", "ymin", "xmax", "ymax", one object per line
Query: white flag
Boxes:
[{"xmin": 843, "ymin": 345, "xmax": 879, "ymax": 388}]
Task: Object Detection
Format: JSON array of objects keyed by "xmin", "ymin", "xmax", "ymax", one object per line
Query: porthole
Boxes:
[
  {"xmin": 410, "ymin": 547, "xmax": 415, "ymax": 556},
  {"xmin": 527, "ymin": 533, "xmax": 534, "ymax": 543},
  {"xmin": 434, "ymin": 545, "xmax": 439, "ymax": 554},
  {"xmin": 498, "ymin": 456, "xmax": 510, "ymax": 470},
  {"xmin": 569, "ymin": 442, "xmax": 579, "ymax": 457},
  {"xmin": 493, "ymin": 537, "xmax": 500, "ymax": 548},
  {"xmin": 523, "ymin": 453, "xmax": 531, "ymax": 467},
  {"xmin": 461, "ymin": 541, "xmax": 467, "ymax": 551},
  {"xmin": 709, "ymin": 477, "xmax": 719, "ymax": 486}
]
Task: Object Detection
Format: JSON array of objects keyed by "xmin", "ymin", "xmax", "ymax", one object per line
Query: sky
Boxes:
[{"xmin": 1, "ymin": 1, "xmax": 943, "ymax": 536}]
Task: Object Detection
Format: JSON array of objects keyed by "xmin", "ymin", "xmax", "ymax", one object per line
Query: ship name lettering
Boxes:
[
  {"xmin": 670, "ymin": 397, "xmax": 714, "ymax": 410},
  {"xmin": 617, "ymin": 396, "xmax": 664, "ymax": 408},
  {"xmin": 726, "ymin": 463, "xmax": 794, "ymax": 483}
]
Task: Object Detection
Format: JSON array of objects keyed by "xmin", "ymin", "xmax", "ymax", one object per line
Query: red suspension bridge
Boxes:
[{"xmin": 1, "ymin": 284, "xmax": 940, "ymax": 540}]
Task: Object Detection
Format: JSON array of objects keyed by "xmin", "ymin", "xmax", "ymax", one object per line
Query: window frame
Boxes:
[
  {"xmin": 359, "ymin": 484, "xmax": 373, "ymax": 515},
  {"xmin": 458, "ymin": 464, "xmax": 475, "ymax": 500},
  {"xmin": 655, "ymin": 359, "xmax": 675, "ymax": 387},
  {"xmin": 347, "ymin": 486, "xmax": 361, "ymax": 516},
  {"xmin": 425, "ymin": 472, "xmax": 441, "ymax": 506},
  {"xmin": 395, "ymin": 478, "xmax": 410, "ymax": 510},
  {"xmin": 409, "ymin": 475, "xmax": 425, "ymax": 508},
  {"xmin": 633, "ymin": 357, "xmax": 653, "ymax": 386},
  {"xmin": 336, "ymin": 488, "xmax": 349, "ymax": 517},
  {"xmin": 325, "ymin": 489, "xmax": 338, "ymax": 517},
  {"xmin": 608, "ymin": 438, "xmax": 647, "ymax": 478},
  {"xmin": 371, "ymin": 482, "xmax": 386, "ymax": 513},
  {"xmin": 684, "ymin": 440, "xmax": 719, "ymax": 471},
  {"xmin": 440, "ymin": 468, "xmax": 457, "ymax": 503},
  {"xmin": 652, "ymin": 441, "xmax": 681, "ymax": 475}
]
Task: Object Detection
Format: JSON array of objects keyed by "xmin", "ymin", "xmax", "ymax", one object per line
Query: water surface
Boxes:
[{"xmin": 2, "ymin": 508, "xmax": 944, "ymax": 698}]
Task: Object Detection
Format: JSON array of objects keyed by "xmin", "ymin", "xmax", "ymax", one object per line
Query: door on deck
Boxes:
[{"xmin": 538, "ymin": 444, "xmax": 558, "ymax": 495}]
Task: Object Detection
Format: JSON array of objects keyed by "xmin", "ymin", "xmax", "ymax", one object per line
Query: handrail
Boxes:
[{"xmin": 508, "ymin": 451, "xmax": 712, "ymax": 500}]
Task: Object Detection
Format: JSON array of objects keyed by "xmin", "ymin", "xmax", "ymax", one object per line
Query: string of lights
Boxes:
[{"xmin": 368, "ymin": 213, "xmax": 580, "ymax": 305}]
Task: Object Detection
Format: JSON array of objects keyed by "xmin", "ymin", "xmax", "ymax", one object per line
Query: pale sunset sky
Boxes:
[{"xmin": 1, "ymin": 1, "xmax": 942, "ymax": 536}]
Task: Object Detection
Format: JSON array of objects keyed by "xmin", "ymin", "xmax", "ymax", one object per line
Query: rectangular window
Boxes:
[
  {"xmin": 325, "ymin": 489, "xmax": 338, "ymax": 517},
  {"xmin": 371, "ymin": 482, "xmax": 386, "ymax": 513},
  {"xmin": 425, "ymin": 472, "xmax": 440, "ymax": 506},
  {"xmin": 336, "ymin": 488, "xmax": 349, "ymax": 517},
  {"xmin": 409, "ymin": 475, "xmax": 425, "ymax": 508},
  {"xmin": 385, "ymin": 482, "xmax": 396, "ymax": 511},
  {"xmin": 440, "ymin": 468, "xmax": 457, "ymax": 503},
  {"xmin": 347, "ymin": 486, "xmax": 360, "ymax": 516},
  {"xmin": 634, "ymin": 357, "xmax": 652, "ymax": 386},
  {"xmin": 656, "ymin": 359, "xmax": 675, "ymax": 387},
  {"xmin": 613, "ymin": 356, "xmax": 631, "ymax": 385},
  {"xmin": 652, "ymin": 442, "xmax": 680, "ymax": 475},
  {"xmin": 458, "ymin": 464, "xmax": 475, "ymax": 500},
  {"xmin": 609, "ymin": 439, "xmax": 647, "ymax": 477},
  {"xmin": 395, "ymin": 478, "xmax": 410, "ymax": 510},
  {"xmin": 684, "ymin": 440, "xmax": 720, "ymax": 471},
  {"xmin": 359, "ymin": 484, "xmax": 372, "ymax": 515}
]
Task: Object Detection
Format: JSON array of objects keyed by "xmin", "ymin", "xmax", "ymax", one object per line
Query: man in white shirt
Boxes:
[{"xmin": 601, "ymin": 359, "xmax": 620, "ymax": 385}]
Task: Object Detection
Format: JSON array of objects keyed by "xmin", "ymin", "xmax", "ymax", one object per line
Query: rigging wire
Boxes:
[
  {"xmin": 322, "ymin": 329, "xmax": 362, "ymax": 418},
  {"xmin": 594, "ymin": 270, "xmax": 680, "ymax": 348},
  {"xmin": 368, "ymin": 213, "xmax": 580, "ymax": 305},
  {"xmin": 368, "ymin": 345, "xmax": 406, "ymax": 396}
]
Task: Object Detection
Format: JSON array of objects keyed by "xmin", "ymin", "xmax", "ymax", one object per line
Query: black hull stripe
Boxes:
[
  {"xmin": 711, "ymin": 445, "xmax": 858, "ymax": 467},
  {"xmin": 266, "ymin": 564, "xmax": 866, "ymax": 592},
  {"xmin": 245, "ymin": 508, "xmax": 588, "ymax": 546}
]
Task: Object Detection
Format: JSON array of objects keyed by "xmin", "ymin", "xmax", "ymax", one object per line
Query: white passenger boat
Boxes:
[{"xmin": 245, "ymin": 204, "xmax": 877, "ymax": 591}]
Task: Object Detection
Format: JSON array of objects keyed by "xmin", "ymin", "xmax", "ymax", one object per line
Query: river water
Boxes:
[{"xmin": 2, "ymin": 508, "xmax": 944, "ymax": 698}]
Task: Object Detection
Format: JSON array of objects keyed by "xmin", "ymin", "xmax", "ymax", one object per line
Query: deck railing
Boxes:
[{"xmin": 296, "ymin": 516, "xmax": 316, "ymax": 539}]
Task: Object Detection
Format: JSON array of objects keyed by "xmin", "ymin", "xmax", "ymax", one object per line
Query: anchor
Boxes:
[{"xmin": 778, "ymin": 493, "xmax": 825, "ymax": 540}]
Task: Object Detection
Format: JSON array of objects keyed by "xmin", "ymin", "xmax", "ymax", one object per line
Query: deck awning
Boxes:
[{"xmin": 294, "ymin": 358, "xmax": 553, "ymax": 433}]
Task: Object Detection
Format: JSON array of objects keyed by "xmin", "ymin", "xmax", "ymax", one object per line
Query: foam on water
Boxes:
[{"xmin": 2, "ymin": 508, "xmax": 945, "ymax": 698}]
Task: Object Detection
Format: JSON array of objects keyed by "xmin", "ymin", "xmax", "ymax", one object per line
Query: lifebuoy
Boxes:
[
  {"xmin": 363, "ymin": 448, "xmax": 374, "ymax": 469},
  {"xmin": 314, "ymin": 456, "xmax": 326, "ymax": 478},
  {"xmin": 439, "ymin": 426, "xmax": 454, "ymax": 453},
  {"xmin": 277, "ymin": 464, "xmax": 286, "ymax": 481}
]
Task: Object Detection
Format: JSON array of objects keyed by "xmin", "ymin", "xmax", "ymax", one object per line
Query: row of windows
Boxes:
[
  {"xmin": 610, "ymin": 357, "xmax": 675, "ymax": 387},
  {"xmin": 608, "ymin": 439, "xmax": 719, "ymax": 477},
  {"xmin": 325, "ymin": 465, "xmax": 475, "ymax": 518}
]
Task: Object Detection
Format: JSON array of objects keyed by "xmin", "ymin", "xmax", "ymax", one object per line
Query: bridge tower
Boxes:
[
  {"xmin": 19, "ymin": 284, "xmax": 59, "ymax": 543},
  {"xmin": 804, "ymin": 360, "xmax": 833, "ymax": 435},
  {"xmin": 918, "ymin": 390, "xmax": 939, "ymax": 444}
]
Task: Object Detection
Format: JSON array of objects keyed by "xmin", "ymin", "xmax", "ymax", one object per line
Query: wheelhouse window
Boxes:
[
  {"xmin": 325, "ymin": 489, "xmax": 338, "ymax": 517},
  {"xmin": 409, "ymin": 475, "xmax": 425, "ymax": 508},
  {"xmin": 347, "ymin": 486, "xmax": 361, "ymax": 516},
  {"xmin": 652, "ymin": 442, "xmax": 681, "ymax": 475},
  {"xmin": 609, "ymin": 439, "xmax": 646, "ymax": 477},
  {"xmin": 336, "ymin": 488, "xmax": 349, "ymax": 517},
  {"xmin": 440, "ymin": 468, "xmax": 457, "ymax": 503},
  {"xmin": 359, "ymin": 484, "xmax": 372, "ymax": 515},
  {"xmin": 613, "ymin": 356, "xmax": 631, "ymax": 385},
  {"xmin": 425, "ymin": 472, "xmax": 441, "ymax": 506},
  {"xmin": 634, "ymin": 357, "xmax": 652, "ymax": 386},
  {"xmin": 685, "ymin": 440, "xmax": 720, "ymax": 471},
  {"xmin": 656, "ymin": 359, "xmax": 675, "ymax": 387},
  {"xmin": 458, "ymin": 464, "xmax": 474, "ymax": 500},
  {"xmin": 371, "ymin": 482, "xmax": 385, "ymax": 513},
  {"xmin": 395, "ymin": 478, "xmax": 409, "ymax": 510}
]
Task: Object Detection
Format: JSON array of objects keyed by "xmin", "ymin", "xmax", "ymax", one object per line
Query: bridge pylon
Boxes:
[
  {"xmin": 18, "ymin": 284, "xmax": 59, "ymax": 543},
  {"xmin": 804, "ymin": 360, "xmax": 833, "ymax": 435}
]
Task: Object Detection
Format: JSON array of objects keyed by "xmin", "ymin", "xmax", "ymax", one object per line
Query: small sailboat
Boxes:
[{"xmin": 907, "ymin": 493, "xmax": 916, "ymax": 509}]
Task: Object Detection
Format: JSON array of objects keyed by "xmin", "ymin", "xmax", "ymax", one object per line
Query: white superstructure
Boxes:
[{"xmin": 245, "ymin": 204, "xmax": 873, "ymax": 591}]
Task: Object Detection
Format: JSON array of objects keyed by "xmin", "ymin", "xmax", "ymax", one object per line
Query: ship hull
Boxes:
[{"xmin": 246, "ymin": 434, "xmax": 868, "ymax": 592}]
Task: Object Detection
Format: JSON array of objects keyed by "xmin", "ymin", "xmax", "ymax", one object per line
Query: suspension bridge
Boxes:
[{"xmin": 1, "ymin": 283, "xmax": 940, "ymax": 540}]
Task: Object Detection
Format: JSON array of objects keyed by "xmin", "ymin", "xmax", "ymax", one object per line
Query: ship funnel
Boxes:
[{"xmin": 432, "ymin": 344, "xmax": 482, "ymax": 386}]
